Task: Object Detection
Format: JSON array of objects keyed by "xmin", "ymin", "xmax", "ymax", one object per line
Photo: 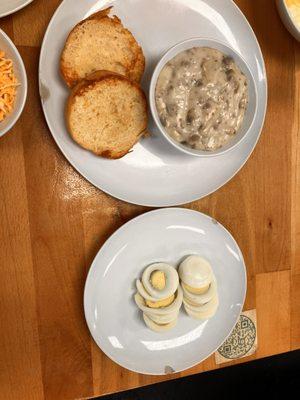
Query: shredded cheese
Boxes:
[
  {"xmin": 0, "ymin": 51, "xmax": 19, "ymax": 122},
  {"xmin": 285, "ymin": 0, "xmax": 300, "ymax": 28}
]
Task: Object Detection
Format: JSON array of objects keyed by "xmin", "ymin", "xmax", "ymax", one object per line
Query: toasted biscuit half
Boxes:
[
  {"xmin": 66, "ymin": 71, "xmax": 148, "ymax": 159},
  {"xmin": 60, "ymin": 7, "xmax": 145, "ymax": 87}
]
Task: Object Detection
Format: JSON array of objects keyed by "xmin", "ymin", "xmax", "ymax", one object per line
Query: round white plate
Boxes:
[
  {"xmin": 84, "ymin": 208, "xmax": 247, "ymax": 375},
  {"xmin": 0, "ymin": 0, "xmax": 33, "ymax": 18},
  {"xmin": 39, "ymin": 0, "xmax": 267, "ymax": 207}
]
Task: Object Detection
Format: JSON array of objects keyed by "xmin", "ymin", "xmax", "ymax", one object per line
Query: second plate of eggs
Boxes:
[
  {"xmin": 84, "ymin": 208, "xmax": 247, "ymax": 375},
  {"xmin": 134, "ymin": 255, "xmax": 219, "ymax": 332}
]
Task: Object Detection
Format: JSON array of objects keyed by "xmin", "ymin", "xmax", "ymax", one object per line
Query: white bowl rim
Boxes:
[
  {"xmin": 282, "ymin": 0, "xmax": 300, "ymax": 32},
  {"xmin": 276, "ymin": 0, "xmax": 300, "ymax": 38},
  {"xmin": 0, "ymin": 28, "xmax": 28, "ymax": 137},
  {"xmin": 149, "ymin": 37, "xmax": 259, "ymax": 158}
]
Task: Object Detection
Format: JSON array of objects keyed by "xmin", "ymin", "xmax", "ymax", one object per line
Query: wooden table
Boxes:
[{"xmin": 0, "ymin": 0, "xmax": 299, "ymax": 399}]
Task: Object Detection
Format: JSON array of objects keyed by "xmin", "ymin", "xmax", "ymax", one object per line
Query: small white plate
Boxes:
[
  {"xmin": 0, "ymin": 0, "xmax": 33, "ymax": 18},
  {"xmin": 84, "ymin": 208, "xmax": 247, "ymax": 375},
  {"xmin": 0, "ymin": 29, "xmax": 27, "ymax": 137},
  {"xmin": 39, "ymin": 0, "xmax": 267, "ymax": 207}
]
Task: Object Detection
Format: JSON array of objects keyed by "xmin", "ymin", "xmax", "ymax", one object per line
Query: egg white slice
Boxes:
[
  {"xmin": 144, "ymin": 309, "xmax": 179, "ymax": 325},
  {"xmin": 134, "ymin": 285, "xmax": 183, "ymax": 316},
  {"xmin": 179, "ymin": 255, "xmax": 212, "ymax": 289},
  {"xmin": 136, "ymin": 279, "xmax": 165, "ymax": 302},
  {"xmin": 181, "ymin": 276, "xmax": 217, "ymax": 305},
  {"xmin": 143, "ymin": 313, "xmax": 178, "ymax": 332},
  {"xmin": 183, "ymin": 294, "xmax": 219, "ymax": 320},
  {"xmin": 142, "ymin": 263, "xmax": 179, "ymax": 299}
]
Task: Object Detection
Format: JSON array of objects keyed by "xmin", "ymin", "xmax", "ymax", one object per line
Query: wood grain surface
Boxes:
[{"xmin": 0, "ymin": 0, "xmax": 299, "ymax": 399}]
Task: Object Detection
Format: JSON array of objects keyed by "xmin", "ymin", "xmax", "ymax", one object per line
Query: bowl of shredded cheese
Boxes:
[
  {"xmin": 277, "ymin": 0, "xmax": 300, "ymax": 41},
  {"xmin": 0, "ymin": 28, "xmax": 27, "ymax": 137}
]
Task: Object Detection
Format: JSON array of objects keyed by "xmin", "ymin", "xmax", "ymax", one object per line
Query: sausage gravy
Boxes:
[{"xmin": 155, "ymin": 47, "xmax": 248, "ymax": 151}]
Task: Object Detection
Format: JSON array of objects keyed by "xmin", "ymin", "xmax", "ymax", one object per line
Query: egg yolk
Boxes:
[
  {"xmin": 182, "ymin": 282, "xmax": 210, "ymax": 295},
  {"xmin": 150, "ymin": 270, "xmax": 166, "ymax": 290},
  {"xmin": 146, "ymin": 294, "xmax": 175, "ymax": 308}
]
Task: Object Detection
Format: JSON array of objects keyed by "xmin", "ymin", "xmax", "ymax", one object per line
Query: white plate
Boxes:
[
  {"xmin": 0, "ymin": 0, "xmax": 33, "ymax": 18},
  {"xmin": 84, "ymin": 208, "xmax": 247, "ymax": 375},
  {"xmin": 0, "ymin": 29, "xmax": 27, "ymax": 137},
  {"xmin": 39, "ymin": 0, "xmax": 267, "ymax": 207}
]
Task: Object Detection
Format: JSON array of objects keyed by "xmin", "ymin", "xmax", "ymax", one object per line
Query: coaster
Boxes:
[{"xmin": 215, "ymin": 309, "xmax": 257, "ymax": 364}]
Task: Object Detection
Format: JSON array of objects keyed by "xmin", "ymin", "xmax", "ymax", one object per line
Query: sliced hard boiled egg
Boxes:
[
  {"xmin": 181, "ymin": 276, "xmax": 217, "ymax": 305},
  {"xmin": 145, "ymin": 294, "xmax": 175, "ymax": 309},
  {"xmin": 183, "ymin": 294, "xmax": 219, "ymax": 320},
  {"xmin": 145, "ymin": 309, "xmax": 179, "ymax": 325},
  {"xmin": 134, "ymin": 285, "xmax": 183, "ymax": 316},
  {"xmin": 182, "ymin": 282, "xmax": 210, "ymax": 295},
  {"xmin": 136, "ymin": 279, "xmax": 166, "ymax": 303},
  {"xmin": 142, "ymin": 263, "xmax": 179, "ymax": 299},
  {"xmin": 143, "ymin": 313, "xmax": 178, "ymax": 332},
  {"xmin": 179, "ymin": 255, "xmax": 212, "ymax": 289}
]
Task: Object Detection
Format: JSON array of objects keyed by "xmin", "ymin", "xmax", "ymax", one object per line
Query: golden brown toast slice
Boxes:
[
  {"xmin": 65, "ymin": 71, "xmax": 148, "ymax": 159},
  {"xmin": 60, "ymin": 7, "xmax": 145, "ymax": 87}
]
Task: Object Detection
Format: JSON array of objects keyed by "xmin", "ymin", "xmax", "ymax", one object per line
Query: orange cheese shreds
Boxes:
[
  {"xmin": 0, "ymin": 51, "xmax": 19, "ymax": 122},
  {"xmin": 285, "ymin": 0, "xmax": 300, "ymax": 28},
  {"xmin": 285, "ymin": 0, "xmax": 300, "ymax": 6}
]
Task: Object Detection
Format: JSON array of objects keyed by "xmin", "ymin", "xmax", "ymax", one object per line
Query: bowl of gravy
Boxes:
[{"xmin": 149, "ymin": 38, "xmax": 257, "ymax": 157}]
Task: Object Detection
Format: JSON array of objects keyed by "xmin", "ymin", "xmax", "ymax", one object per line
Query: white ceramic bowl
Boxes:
[
  {"xmin": 149, "ymin": 38, "xmax": 258, "ymax": 157},
  {"xmin": 276, "ymin": 0, "xmax": 300, "ymax": 41},
  {"xmin": 0, "ymin": 29, "xmax": 27, "ymax": 137}
]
